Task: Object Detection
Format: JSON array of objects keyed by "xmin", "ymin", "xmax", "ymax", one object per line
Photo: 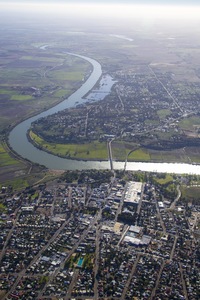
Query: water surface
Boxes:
[{"xmin": 9, "ymin": 53, "xmax": 200, "ymax": 174}]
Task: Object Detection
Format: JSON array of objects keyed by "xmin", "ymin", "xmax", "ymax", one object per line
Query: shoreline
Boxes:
[
  {"xmin": 8, "ymin": 52, "xmax": 200, "ymax": 174},
  {"xmin": 27, "ymin": 131, "xmax": 200, "ymax": 166}
]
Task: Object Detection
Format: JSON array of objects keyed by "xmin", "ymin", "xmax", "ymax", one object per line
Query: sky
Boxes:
[
  {"xmin": 1, "ymin": 0, "xmax": 200, "ymax": 24},
  {"xmin": 0, "ymin": 0, "xmax": 200, "ymax": 4}
]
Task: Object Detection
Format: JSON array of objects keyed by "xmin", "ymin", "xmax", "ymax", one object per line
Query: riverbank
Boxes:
[
  {"xmin": 8, "ymin": 52, "xmax": 200, "ymax": 174},
  {"xmin": 28, "ymin": 130, "xmax": 108, "ymax": 162},
  {"xmin": 27, "ymin": 129, "xmax": 200, "ymax": 167}
]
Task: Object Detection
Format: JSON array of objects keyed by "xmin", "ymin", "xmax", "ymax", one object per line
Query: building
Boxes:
[{"xmin": 124, "ymin": 181, "xmax": 142, "ymax": 206}]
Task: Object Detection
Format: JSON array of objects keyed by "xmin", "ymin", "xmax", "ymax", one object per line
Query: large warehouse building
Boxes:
[{"xmin": 124, "ymin": 181, "xmax": 142, "ymax": 206}]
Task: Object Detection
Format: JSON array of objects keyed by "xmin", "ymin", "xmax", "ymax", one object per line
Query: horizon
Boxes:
[
  {"xmin": 1, "ymin": 2, "xmax": 200, "ymax": 19},
  {"xmin": 0, "ymin": 0, "xmax": 200, "ymax": 4}
]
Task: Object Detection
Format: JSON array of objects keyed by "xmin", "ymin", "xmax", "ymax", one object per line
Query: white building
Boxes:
[{"xmin": 124, "ymin": 181, "xmax": 142, "ymax": 206}]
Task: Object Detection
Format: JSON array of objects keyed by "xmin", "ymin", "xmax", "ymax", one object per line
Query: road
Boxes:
[
  {"xmin": 155, "ymin": 199, "xmax": 166, "ymax": 233},
  {"xmin": 120, "ymin": 254, "xmax": 140, "ymax": 299},
  {"xmin": 107, "ymin": 138, "xmax": 114, "ymax": 171},
  {"xmin": 150, "ymin": 260, "xmax": 165, "ymax": 300},
  {"xmin": 0, "ymin": 208, "xmax": 20, "ymax": 263},
  {"xmin": 169, "ymin": 185, "xmax": 181, "ymax": 210},
  {"xmin": 148, "ymin": 66, "xmax": 184, "ymax": 114},
  {"xmin": 136, "ymin": 183, "xmax": 144, "ymax": 216},
  {"xmin": 94, "ymin": 223, "xmax": 101, "ymax": 300},
  {"xmin": 2, "ymin": 218, "xmax": 72, "ymax": 300},
  {"xmin": 116, "ymin": 87, "xmax": 125, "ymax": 111},
  {"xmin": 170, "ymin": 235, "xmax": 178, "ymax": 261},
  {"xmin": 179, "ymin": 262, "xmax": 189, "ymax": 300}
]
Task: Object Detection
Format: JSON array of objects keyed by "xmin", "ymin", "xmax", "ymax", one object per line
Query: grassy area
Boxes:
[
  {"xmin": 112, "ymin": 141, "xmax": 140, "ymax": 161},
  {"xmin": 54, "ymin": 89, "xmax": 70, "ymax": 97},
  {"xmin": 30, "ymin": 131, "xmax": 108, "ymax": 160},
  {"xmin": 155, "ymin": 130, "xmax": 177, "ymax": 140},
  {"xmin": 0, "ymin": 144, "xmax": 20, "ymax": 167},
  {"xmin": 21, "ymin": 56, "xmax": 64, "ymax": 63},
  {"xmin": 189, "ymin": 155, "xmax": 200, "ymax": 163},
  {"xmin": 0, "ymin": 142, "xmax": 59, "ymax": 189},
  {"xmin": 154, "ymin": 174, "xmax": 174, "ymax": 185},
  {"xmin": 157, "ymin": 109, "xmax": 171, "ymax": 119},
  {"xmin": 178, "ymin": 116, "xmax": 200, "ymax": 130},
  {"xmin": 0, "ymin": 89, "xmax": 14, "ymax": 95},
  {"xmin": 6, "ymin": 178, "xmax": 29, "ymax": 189},
  {"xmin": 49, "ymin": 70, "xmax": 85, "ymax": 81},
  {"xmin": 11, "ymin": 95, "xmax": 33, "ymax": 101},
  {"xmin": 145, "ymin": 119, "xmax": 159, "ymax": 126},
  {"xmin": 150, "ymin": 149, "xmax": 189, "ymax": 163},
  {"xmin": 112, "ymin": 141, "xmax": 130, "ymax": 161},
  {"xmin": 181, "ymin": 186, "xmax": 200, "ymax": 201},
  {"xmin": 128, "ymin": 149, "xmax": 151, "ymax": 161},
  {"xmin": 0, "ymin": 203, "xmax": 7, "ymax": 213}
]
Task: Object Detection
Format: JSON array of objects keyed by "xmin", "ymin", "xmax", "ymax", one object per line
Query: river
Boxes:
[{"xmin": 8, "ymin": 53, "xmax": 200, "ymax": 175}]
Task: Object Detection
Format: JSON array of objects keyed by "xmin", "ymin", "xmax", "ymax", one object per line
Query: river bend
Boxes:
[{"xmin": 8, "ymin": 53, "xmax": 200, "ymax": 174}]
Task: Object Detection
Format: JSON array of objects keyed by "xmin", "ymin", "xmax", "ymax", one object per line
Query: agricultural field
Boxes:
[
  {"xmin": 0, "ymin": 142, "xmax": 57, "ymax": 189},
  {"xmin": 0, "ymin": 29, "xmax": 93, "ymax": 183},
  {"xmin": 127, "ymin": 147, "xmax": 200, "ymax": 164},
  {"xmin": 0, "ymin": 43, "xmax": 91, "ymax": 137},
  {"xmin": 0, "ymin": 144, "xmax": 20, "ymax": 167}
]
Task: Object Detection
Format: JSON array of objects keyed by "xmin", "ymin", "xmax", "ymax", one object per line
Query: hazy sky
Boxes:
[
  {"xmin": 1, "ymin": 0, "xmax": 200, "ymax": 4},
  {"xmin": 1, "ymin": 0, "xmax": 200, "ymax": 25}
]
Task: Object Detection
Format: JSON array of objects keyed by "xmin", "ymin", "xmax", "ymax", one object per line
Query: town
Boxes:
[
  {"xmin": 0, "ymin": 3, "xmax": 200, "ymax": 300},
  {"xmin": 30, "ymin": 64, "xmax": 200, "ymax": 163},
  {"xmin": 0, "ymin": 170, "xmax": 199, "ymax": 299}
]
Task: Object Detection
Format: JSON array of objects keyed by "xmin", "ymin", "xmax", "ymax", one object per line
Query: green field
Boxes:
[
  {"xmin": 11, "ymin": 95, "xmax": 33, "ymax": 101},
  {"xmin": 0, "ymin": 50, "xmax": 92, "ymax": 140},
  {"xmin": 0, "ymin": 144, "xmax": 20, "ymax": 167},
  {"xmin": 0, "ymin": 89, "xmax": 14, "ymax": 95},
  {"xmin": 112, "ymin": 141, "xmax": 133, "ymax": 161},
  {"xmin": 54, "ymin": 89, "xmax": 70, "ymax": 97},
  {"xmin": 157, "ymin": 109, "xmax": 171, "ymax": 119},
  {"xmin": 154, "ymin": 174, "xmax": 174, "ymax": 185},
  {"xmin": 181, "ymin": 186, "xmax": 200, "ymax": 201},
  {"xmin": 29, "ymin": 130, "xmax": 200, "ymax": 163},
  {"xmin": 49, "ymin": 70, "xmax": 85, "ymax": 81},
  {"xmin": 21, "ymin": 56, "xmax": 64, "ymax": 63},
  {"xmin": 179, "ymin": 116, "xmax": 200, "ymax": 130},
  {"xmin": 30, "ymin": 131, "xmax": 108, "ymax": 160},
  {"xmin": 128, "ymin": 149, "xmax": 151, "ymax": 161}
]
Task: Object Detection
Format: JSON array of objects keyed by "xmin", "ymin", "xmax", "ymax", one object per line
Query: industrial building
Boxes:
[{"xmin": 124, "ymin": 181, "xmax": 142, "ymax": 206}]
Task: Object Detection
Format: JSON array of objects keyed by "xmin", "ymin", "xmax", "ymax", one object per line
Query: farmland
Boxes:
[
  {"xmin": 0, "ymin": 46, "xmax": 91, "ymax": 137},
  {"xmin": 0, "ymin": 29, "xmax": 92, "ymax": 185}
]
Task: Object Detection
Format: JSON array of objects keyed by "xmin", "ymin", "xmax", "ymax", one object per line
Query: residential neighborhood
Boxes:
[{"xmin": 0, "ymin": 171, "xmax": 199, "ymax": 299}]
